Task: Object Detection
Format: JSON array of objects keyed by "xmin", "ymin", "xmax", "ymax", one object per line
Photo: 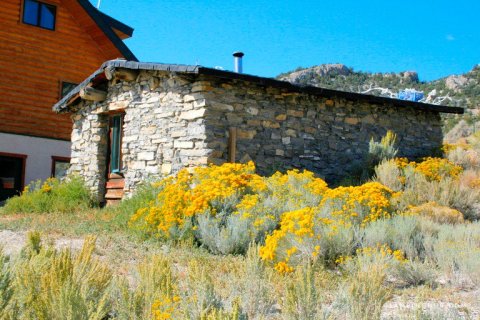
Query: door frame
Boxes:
[
  {"xmin": 0, "ymin": 151, "xmax": 28, "ymax": 194},
  {"xmin": 106, "ymin": 111, "xmax": 125, "ymax": 179}
]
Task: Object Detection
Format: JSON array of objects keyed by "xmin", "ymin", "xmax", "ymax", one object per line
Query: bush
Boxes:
[
  {"xmin": 425, "ymin": 222, "xmax": 480, "ymax": 287},
  {"xmin": 236, "ymin": 244, "xmax": 276, "ymax": 319},
  {"xmin": 130, "ymin": 162, "xmax": 329, "ymax": 255},
  {"xmin": 129, "ymin": 162, "xmax": 267, "ymax": 242},
  {"xmin": 283, "ymin": 264, "xmax": 323, "ymax": 320},
  {"xmin": 340, "ymin": 247, "xmax": 395, "ymax": 320},
  {"xmin": 360, "ymin": 215, "xmax": 426, "ymax": 260},
  {"xmin": 195, "ymin": 210, "xmax": 252, "ymax": 255},
  {"xmin": 447, "ymin": 147, "xmax": 480, "ymax": 170},
  {"xmin": 399, "ymin": 174, "xmax": 480, "ymax": 221},
  {"xmin": 3, "ymin": 176, "xmax": 94, "ymax": 214},
  {"xmin": 180, "ymin": 260, "xmax": 222, "ymax": 319},
  {"xmin": 367, "ymin": 130, "xmax": 398, "ymax": 170},
  {"xmin": 406, "ymin": 202, "xmax": 464, "ymax": 224},
  {"xmin": 0, "ymin": 247, "xmax": 14, "ymax": 319},
  {"xmin": 374, "ymin": 159, "xmax": 403, "ymax": 192},
  {"xmin": 378, "ymin": 158, "xmax": 480, "ymax": 221},
  {"xmin": 113, "ymin": 255, "xmax": 179, "ymax": 320},
  {"xmin": 413, "ymin": 157, "xmax": 463, "ymax": 182},
  {"xmin": 391, "ymin": 259, "xmax": 437, "ymax": 288},
  {"xmin": 102, "ymin": 181, "xmax": 164, "ymax": 233},
  {"xmin": 11, "ymin": 234, "xmax": 112, "ymax": 319},
  {"xmin": 259, "ymin": 182, "xmax": 397, "ymax": 272}
]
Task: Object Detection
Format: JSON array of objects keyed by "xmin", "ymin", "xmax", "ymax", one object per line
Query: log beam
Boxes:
[
  {"xmin": 79, "ymin": 86, "xmax": 107, "ymax": 102},
  {"xmin": 104, "ymin": 66, "xmax": 139, "ymax": 81}
]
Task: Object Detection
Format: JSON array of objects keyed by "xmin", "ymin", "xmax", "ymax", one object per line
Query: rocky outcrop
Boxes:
[
  {"xmin": 445, "ymin": 75, "xmax": 469, "ymax": 92},
  {"xmin": 279, "ymin": 64, "xmax": 352, "ymax": 84}
]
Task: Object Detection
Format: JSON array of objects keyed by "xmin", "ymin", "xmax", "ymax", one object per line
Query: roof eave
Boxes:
[
  {"xmin": 97, "ymin": 10, "xmax": 134, "ymax": 38},
  {"xmin": 76, "ymin": 0, "xmax": 137, "ymax": 61}
]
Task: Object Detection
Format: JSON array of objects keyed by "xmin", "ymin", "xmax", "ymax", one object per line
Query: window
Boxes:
[
  {"xmin": 61, "ymin": 82, "xmax": 78, "ymax": 98},
  {"xmin": 109, "ymin": 114, "xmax": 123, "ymax": 174},
  {"xmin": 23, "ymin": 0, "xmax": 56, "ymax": 30},
  {"xmin": 51, "ymin": 156, "xmax": 70, "ymax": 180}
]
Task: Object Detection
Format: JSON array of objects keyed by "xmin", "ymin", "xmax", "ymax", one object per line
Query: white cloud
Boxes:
[{"xmin": 446, "ymin": 34, "xmax": 455, "ymax": 41}]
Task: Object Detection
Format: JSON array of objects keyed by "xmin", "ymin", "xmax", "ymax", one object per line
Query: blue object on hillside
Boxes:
[{"xmin": 398, "ymin": 90, "xmax": 424, "ymax": 102}]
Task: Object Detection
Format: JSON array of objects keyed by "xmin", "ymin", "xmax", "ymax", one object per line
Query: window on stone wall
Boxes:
[{"xmin": 108, "ymin": 114, "xmax": 124, "ymax": 174}]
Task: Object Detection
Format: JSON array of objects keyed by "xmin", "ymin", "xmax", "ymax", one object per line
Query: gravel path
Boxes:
[{"xmin": 0, "ymin": 229, "xmax": 84, "ymax": 256}]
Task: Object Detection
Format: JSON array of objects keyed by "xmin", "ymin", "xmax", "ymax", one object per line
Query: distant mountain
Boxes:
[{"xmin": 277, "ymin": 63, "xmax": 480, "ymax": 133}]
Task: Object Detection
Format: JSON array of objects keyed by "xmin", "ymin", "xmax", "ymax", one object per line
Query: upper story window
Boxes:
[{"xmin": 23, "ymin": 0, "xmax": 56, "ymax": 30}]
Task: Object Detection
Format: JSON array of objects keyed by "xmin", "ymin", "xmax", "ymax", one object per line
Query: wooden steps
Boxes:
[{"xmin": 105, "ymin": 173, "xmax": 124, "ymax": 206}]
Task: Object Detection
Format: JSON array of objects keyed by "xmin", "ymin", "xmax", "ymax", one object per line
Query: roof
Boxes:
[
  {"xmin": 97, "ymin": 11, "xmax": 134, "ymax": 38},
  {"xmin": 53, "ymin": 60, "xmax": 464, "ymax": 115},
  {"xmin": 76, "ymin": 0, "xmax": 137, "ymax": 61}
]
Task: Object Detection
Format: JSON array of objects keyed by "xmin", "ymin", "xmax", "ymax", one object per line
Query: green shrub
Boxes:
[
  {"xmin": 366, "ymin": 130, "xmax": 399, "ymax": 174},
  {"xmin": 103, "ymin": 182, "xmax": 164, "ymax": 232},
  {"xmin": 236, "ymin": 244, "xmax": 275, "ymax": 319},
  {"xmin": 361, "ymin": 215, "xmax": 426, "ymax": 260},
  {"xmin": 374, "ymin": 159, "xmax": 403, "ymax": 192},
  {"xmin": 316, "ymin": 222, "xmax": 356, "ymax": 266},
  {"xmin": 113, "ymin": 255, "xmax": 178, "ymax": 320},
  {"xmin": 339, "ymin": 248, "xmax": 395, "ymax": 320},
  {"xmin": 3, "ymin": 176, "xmax": 94, "ymax": 214},
  {"xmin": 399, "ymin": 173, "xmax": 480, "ymax": 221},
  {"xmin": 283, "ymin": 264, "xmax": 324, "ymax": 320},
  {"xmin": 11, "ymin": 234, "xmax": 112, "ymax": 320},
  {"xmin": 180, "ymin": 259, "xmax": 222, "ymax": 319},
  {"xmin": 425, "ymin": 222, "xmax": 480, "ymax": 286},
  {"xmin": 391, "ymin": 259, "xmax": 437, "ymax": 288},
  {"xmin": 0, "ymin": 247, "xmax": 14, "ymax": 319},
  {"xmin": 195, "ymin": 211, "xmax": 253, "ymax": 255}
]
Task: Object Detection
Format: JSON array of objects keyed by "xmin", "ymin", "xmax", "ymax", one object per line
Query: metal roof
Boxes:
[{"xmin": 53, "ymin": 60, "xmax": 464, "ymax": 115}]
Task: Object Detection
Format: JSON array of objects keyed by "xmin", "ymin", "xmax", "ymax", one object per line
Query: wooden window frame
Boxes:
[
  {"xmin": 107, "ymin": 112, "xmax": 125, "ymax": 177},
  {"xmin": 51, "ymin": 156, "xmax": 70, "ymax": 178},
  {"xmin": 0, "ymin": 152, "xmax": 27, "ymax": 192},
  {"xmin": 22, "ymin": 0, "xmax": 57, "ymax": 31}
]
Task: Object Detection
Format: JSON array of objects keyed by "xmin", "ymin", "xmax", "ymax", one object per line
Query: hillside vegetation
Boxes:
[{"xmin": 278, "ymin": 64, "xmax": 480, "ymax": 133}]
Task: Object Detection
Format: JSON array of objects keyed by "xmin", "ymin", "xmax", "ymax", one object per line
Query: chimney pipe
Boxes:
[{"xmin": 233, "ymin": 51, "xmax": 244, "ymax": 73}]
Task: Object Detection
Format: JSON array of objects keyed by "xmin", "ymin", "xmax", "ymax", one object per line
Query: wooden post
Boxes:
[{"xmin": 228, "ymin": 127, "xmax": 237, "ymax": 163}]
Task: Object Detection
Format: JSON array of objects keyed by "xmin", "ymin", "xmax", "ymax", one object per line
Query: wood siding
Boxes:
[{"xmin": 0, "ymin": 0, "xmax": 127, "ymax": 140}]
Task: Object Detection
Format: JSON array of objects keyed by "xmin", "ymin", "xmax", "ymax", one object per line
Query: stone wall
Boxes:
[
  {"xmin": 199, "ymin": 75, "xmax": 442, "ymax": 182},
  {"xmin": 69, "ymin": 70, "xmax": 443, "ymax": 201},
  {"xmin": 69, "ymin": 70, "xmax": 210, "ymax": 199}
]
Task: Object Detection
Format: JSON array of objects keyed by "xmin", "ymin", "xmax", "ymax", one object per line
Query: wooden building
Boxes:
[{"xmin": 0, "ymin": 0, "xmax": 136, "ymax": 202}]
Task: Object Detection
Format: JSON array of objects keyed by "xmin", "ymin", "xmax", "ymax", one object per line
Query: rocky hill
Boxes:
[
  {"xmin": 277, "ymin": 64, "xmax": 480, "ymax": 134},
  {"xmin": 278, "ymin": 64, "xmax": 480, "ymax": 109}
]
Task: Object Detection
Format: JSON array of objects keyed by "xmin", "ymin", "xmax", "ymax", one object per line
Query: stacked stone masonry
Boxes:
[{"xmin": 69, "ymin": 70, "xmax": 442, "ymax": 202}]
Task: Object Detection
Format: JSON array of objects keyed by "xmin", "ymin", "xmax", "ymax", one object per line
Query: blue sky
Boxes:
[{"xmin": 95, "ymin": 0, "xmax": 480, "ymax": 81}]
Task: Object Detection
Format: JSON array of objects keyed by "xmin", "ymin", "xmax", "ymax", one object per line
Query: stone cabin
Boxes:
[{"xmin": 53, "ymin": 60, "xmax": 463, "ymax": 204}]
